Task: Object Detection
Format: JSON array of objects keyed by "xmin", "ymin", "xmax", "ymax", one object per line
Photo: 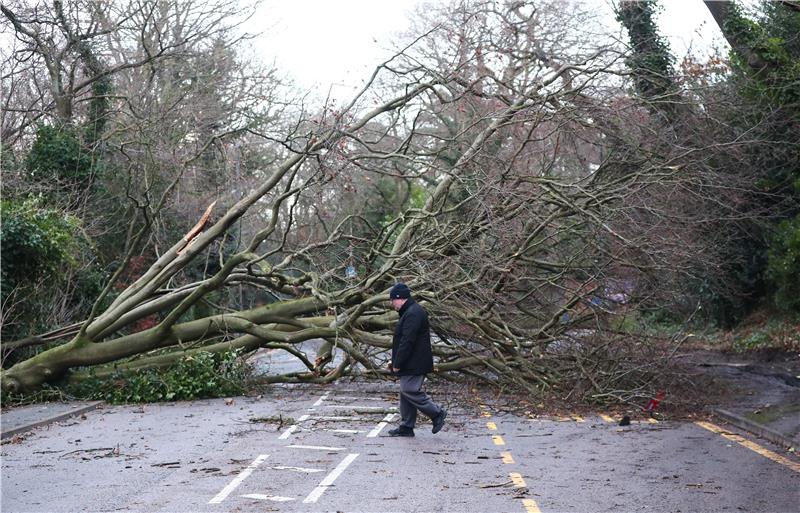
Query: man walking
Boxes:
[{"xmin": 386, "ymin": 283, "xmax": 447, "ymax": 437}]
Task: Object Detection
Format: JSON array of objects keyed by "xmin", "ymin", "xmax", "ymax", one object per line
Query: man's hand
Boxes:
[{"xmin": 387, "ymin": 361, "xmax": 399, "ymax": 373}]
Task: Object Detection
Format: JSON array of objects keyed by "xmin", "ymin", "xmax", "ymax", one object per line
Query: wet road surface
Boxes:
[{"xmin": 2, "ymin": 383, "xmax": 798, "ymax": 513}]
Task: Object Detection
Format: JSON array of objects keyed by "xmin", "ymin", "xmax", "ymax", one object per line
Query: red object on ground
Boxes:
[{"xmin": 644, "ymin": 390, "xmax": 666, "ymax": 413}]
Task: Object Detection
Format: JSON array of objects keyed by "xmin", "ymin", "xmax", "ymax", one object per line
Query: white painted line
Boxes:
[
  {"xmin": 241, "ymin": 494, "xmax": 295, "ymax": 502},
  {"xmin": 326, "ymin": 429, "xmax": 365, "ymax": 434},
  {"xmin": 278, "ymin": 414, "xmax": 310, "ymax": 440},
  {"xmin": 367, "ymin": 413, "xmax": 396, "ymax": 438},
  {"xmin": 303, "ymin": 453, "xmax": 359, "ymax": 504},
  {"xmin": 312, "ymin": 394, "xmax": 329, "ymax": 407},
  {"xmin": 325, "ymin": 395, "xmax": 385, "ymax": 402},
  {"xmin": 270, "ymin": 465, "xmax": 324, "ymax": 473},
  {"xmin": 278, "ymin": 425, "xmax": 298, "ymax": 439},
  {"xmin": 317, "ymin": 416, "xmax": 362, "ymax": 421},
  {"xmin": 208, "ymin": 454, "xmax": 268, "ymax": 504},
  {"xmin": 287, "ymin": 444, "xmax": 345, "ymax": 451},
  {"xmin": 323, "ymin": 405, "xmax": 398, "ymax": 410},
  {"xmin": 366, "ymin": 422, "xmax": 389, "ymax": 438}
]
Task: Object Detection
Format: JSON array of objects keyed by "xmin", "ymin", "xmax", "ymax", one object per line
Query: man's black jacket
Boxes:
[{"xmin": 391, "ymin": 298, "xmax": 434, "ymax": 376}]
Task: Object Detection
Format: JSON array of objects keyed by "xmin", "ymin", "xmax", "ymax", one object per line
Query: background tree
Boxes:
[
  {"xmin": 699, "ymin": 0, "xmax": 800, "ymax": 319},
  {"xmin": 0, "ymin": 0, "xmax": 286, "ymax": 350},
  {"xmin": 614, "ymin": 0, "xmax": 799, "ymax": 325}
]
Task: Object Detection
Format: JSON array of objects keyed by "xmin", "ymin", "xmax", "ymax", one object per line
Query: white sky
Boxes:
[{"xmin": 248, "ymin": 0, "xmax": 727, "ymax": 100}]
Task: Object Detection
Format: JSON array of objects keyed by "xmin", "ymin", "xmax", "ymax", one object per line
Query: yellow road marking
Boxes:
[
  {"xmin": 492, "ymin": 435, "xmax": 506, "ymax": 446},
  {"xmin": 486, "ymin": 421, "xmax": 497, "ymax": 431},
  {"xmin": 599, "ymin": 414, "xmax": 614, "ymax": 423},
  {"xmin": 522, "ymin": 499, "xmax": 542, "ymax": 513},
  {"xmin": 501, "ymin": 451, "xmax": 515, "ymax": 464},
  {"xmin": 573, "ymin": 416, "xmax": 585, "ymax": 423},
  {"xmin": 695, "ymin": 421, "xmax": 800, "ymax": 474},
  {"xmin": 647, "ymin": 417, "xmax": 659, "ymax": 424},
  {"xmin": 509, "ymin": 472, "xmax": 527, "ymax": 488}
]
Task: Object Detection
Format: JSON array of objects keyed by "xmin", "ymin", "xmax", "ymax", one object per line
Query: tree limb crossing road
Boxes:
[{"xmin": 2, "ymin": 386, "xmax": 798, "ymax": 512}]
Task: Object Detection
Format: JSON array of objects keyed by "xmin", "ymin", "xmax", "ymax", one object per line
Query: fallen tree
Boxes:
[{"xmin": 1, "ymin": 0, "xmax": 767, "ymax": 404}]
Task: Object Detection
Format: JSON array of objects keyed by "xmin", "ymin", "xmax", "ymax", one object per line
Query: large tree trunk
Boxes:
[{"xmin": 703, "ymin": 0, "xmax": 773, "ymax": 75}]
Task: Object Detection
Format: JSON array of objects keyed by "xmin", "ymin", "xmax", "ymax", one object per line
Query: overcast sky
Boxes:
[{"xmin": 249, "ymin": 0, "xmax": 727, "ymax": 100}]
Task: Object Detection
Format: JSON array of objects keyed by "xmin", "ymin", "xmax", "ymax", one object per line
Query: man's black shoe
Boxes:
[
  {"xmin": 388, "ymin": 427, "xmax": 414, "ymax": 437},
  {"xmin": 432, "ymin": 409, "xmax": 447, "ymax": 434}
]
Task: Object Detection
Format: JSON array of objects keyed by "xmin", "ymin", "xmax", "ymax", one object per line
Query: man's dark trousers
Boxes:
[{"xmin": 399, "ymin": 375, "xmax": 442, "ymax": 429}]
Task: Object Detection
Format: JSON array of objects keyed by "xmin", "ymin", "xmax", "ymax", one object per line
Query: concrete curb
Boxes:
[
  {"xmin": 713, "ymin": 408, "xmax": 797, "ymax": 451},
  {"xmin": 1, "ymin": 401, "xmax": 103, "ymax": 440}
]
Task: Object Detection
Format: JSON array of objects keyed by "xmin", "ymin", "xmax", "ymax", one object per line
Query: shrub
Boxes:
[
  {"xmin": 766, "ymin": 215, "xmax": 800, "ymax": 312},
  {"xmin": 68, "ymin": 350, "xmax": 249, "ymax": 403},
  {"xmin": 1, "ymin": 198, "xmax": 82, "ymax": 286},
  {"xmin": 0, "ymin": 198, "xmax": 104, "ymax": 343},
  {"xmin": 25, "ymin": 125, "xmax": 94, "ymax": 184},
  {"xmin": 731, "ymin": 318, "xmax": 800, "ymax": 352}
]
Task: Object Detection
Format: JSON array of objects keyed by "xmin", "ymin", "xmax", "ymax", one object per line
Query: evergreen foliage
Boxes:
[
  {"xmin": 616, "ymin": 0, "xmax": 678, "ymax": 116},
  {"xmin": 25, "ymin": 125, "xmax": 94, "ymax": 185},
  {"xmin": 725, "ymin": 2, "xmax": 800, "ymax": 314},
  {"xmin": 68, "ymin": 350, "xmax": 249, "ymax": 403},
  {"xmin": 0, "ymin": 198, "xmax": 105, "ymax": 341},
  {"xmin": 0, "ymin": 198, "xmax": 86, "ymax": 291}
]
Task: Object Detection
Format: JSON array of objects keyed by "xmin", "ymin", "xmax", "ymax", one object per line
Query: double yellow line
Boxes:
[
  {"xmin": 597, "ymin": 414, "xmax": 798, "ymax": 474},
  {"xmin": 695, "ymin": 421, "xmax": 800, "ymax": 474},
  {"xmin": 480, "ymin": 407, "xmax": 799, "ymax": 513}
]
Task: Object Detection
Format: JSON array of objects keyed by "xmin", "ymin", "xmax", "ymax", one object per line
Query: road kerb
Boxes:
[
  {"xmin": 1, "ymin": 401, "xmax": 103, "ymax": 439},
  {"xmin": 713, "ymin": 408, "xmax": 798, "ymax": 451}
]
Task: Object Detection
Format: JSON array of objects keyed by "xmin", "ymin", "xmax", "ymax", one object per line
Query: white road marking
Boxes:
[
  {"xmin": 326, "ymin": 429, "xmax": 365, "ymax": 434},
  {"xmin": 270, "ymin": 465, "xmax": 324, "ymax": 473},
  {"xmin": 278, "ymin": 414, "xmax": 309, "ymax": 439},
  {"xmin": 208, "ymin": 454, "xmax": 268, "ymax": 504},
  {"xmin": 240, "ymin": 494, "xmax": 295, "ymax": 502},
  {"xmin": 312, "ymin": 394, "xmax": 329, "ymax": 407},
  {"xmin": 278, "ymin": 425, "xmax": 299, "ymax": 439},
  {"xmin": 303, "ymin": 453, "xmax": 360, "ymax": 503},
  {"xmin": 287, "ymin": 444, "xmax": 345, "ymax": 451},
  {"xmin": 367, "ymin": 413, "xmax": 396, "ymax": 438},
  {"xmin": 324, "ymin": 405, "xmax": 397, "ymax": 410},
  {"xmin": 324, "ymin": 395, "xmax": 385, "ymax": 402},
  {"xmin": 317, "ymin": 416, "xmax": 362, "ymax": 420}
]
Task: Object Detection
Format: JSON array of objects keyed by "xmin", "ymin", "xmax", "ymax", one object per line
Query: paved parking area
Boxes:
[{"xmin": 2, "ymin": 384, "xmax": 798, "ymax": 512}]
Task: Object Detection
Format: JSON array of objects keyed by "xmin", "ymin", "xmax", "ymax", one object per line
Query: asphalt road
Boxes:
[{"xmin": 2, "ymin": 383, "xmax": 798, "ymax": 513}]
